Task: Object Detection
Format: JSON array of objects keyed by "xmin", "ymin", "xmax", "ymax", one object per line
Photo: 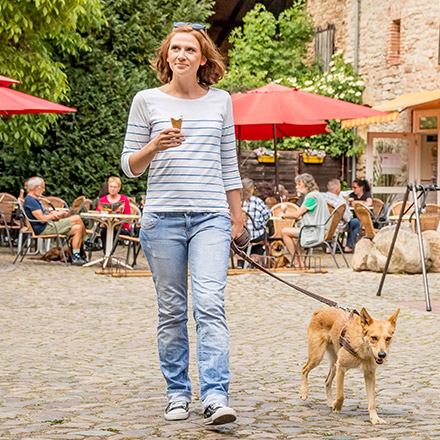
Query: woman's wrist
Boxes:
[
  {"xmin": 232, "ymin": 217, "xmax": 243, "ymax": 228},
  {"xmin": 146, "ymin": 138, "xmax": 159, "ymax": 154}
]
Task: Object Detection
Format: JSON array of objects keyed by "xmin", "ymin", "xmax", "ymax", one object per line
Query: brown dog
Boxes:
[{"xmin": 299, "ymin": 307, "xmax": 400, "ymax": 424}]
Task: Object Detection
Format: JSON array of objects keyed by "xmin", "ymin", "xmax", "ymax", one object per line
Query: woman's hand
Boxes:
[
  {"xmin": 128, "ymin": 128, "xmax": 185, "ymax": 175},
  {"xmin": 226, "ymin": 188, "xmax": 244, "ymax": 239},
  {"xmin": 231, "ymin": 220, "xmax": 244, "ymax": 240},
  {"xmin": 153, "ymin": 128, "xmax": 185, "ymax": 152}
]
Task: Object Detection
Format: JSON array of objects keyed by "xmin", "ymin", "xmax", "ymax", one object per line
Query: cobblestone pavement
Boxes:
[{"xmin": 1, "ymin": 248, "xmax": 439, "ymax": 440}]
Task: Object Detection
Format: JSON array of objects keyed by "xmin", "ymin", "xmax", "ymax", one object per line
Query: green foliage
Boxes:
[
  {"xmin": 282, "ymin": 53, "xmax": 366, "ymax": 157},
  {"xmin": 218, "ymin": 1, "xmax": 366, "ymax": 159},
  {"xmin": 0, "ymin": 0, "xmax": 214, "ymax": 202},
  {"xmin": 0, "ymin": 0, "xmax": 104, "ymax": 150},
  {"xmin": 284, "ymin": 53, "xmax": 365, "ymax": 104},
  {"xmin": 218, "ymin": 2, "xmax": 314, "ymax": 93}
]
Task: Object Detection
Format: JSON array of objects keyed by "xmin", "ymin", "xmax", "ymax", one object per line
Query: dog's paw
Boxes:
[
  {"xmin": 370, "ymin": 415, "xmax": 387, "ymax": 425},
  {"xmin": 299, "ymin": 387, "xmax": 308, "ymax": 400},
  {"xmin": 332, "ymin": 399, "xmax": 343, "ymax": 413},
  {"xmin": 327, "ymin": 399, "xmax": 334, "ymax": 408}
]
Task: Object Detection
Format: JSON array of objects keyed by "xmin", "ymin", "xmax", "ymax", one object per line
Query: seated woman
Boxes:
[
  {"xmin": 280, "ymin": 174, "xmax": 329, "ymax": 268},
  {"xmin": 346, "ymin": 178, "xmax": 374, "ymax": 248},
  {"xmin": 97, "ymin": 176, "xmax": 131, "ymax": 252},
  {"xmin": 347, "ymin": 179, "xmax": 373, "ymax": 207}
]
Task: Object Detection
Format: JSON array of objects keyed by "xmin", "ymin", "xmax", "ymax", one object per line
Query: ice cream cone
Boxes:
[{"xmin": 171, "ymin": 115, "xmax": 183, "ymax": 129}]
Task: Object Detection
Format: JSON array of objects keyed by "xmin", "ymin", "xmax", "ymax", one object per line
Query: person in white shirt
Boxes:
[
  {"xmin": 121, "ymin": 22, "xmax": 242, "ymax": 426},
  {"xmin": 323, "ymin": 179, "xmax": 360, "ymax": 253}
]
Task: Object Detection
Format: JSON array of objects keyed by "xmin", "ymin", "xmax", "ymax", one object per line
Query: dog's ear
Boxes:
[
  {"xmin": 387, "ymin": 308, "xmax": 400, "ymax": 327},
  {"xmin": 360, "ymin": 307, "xmax": 373, "ymax": 327}
]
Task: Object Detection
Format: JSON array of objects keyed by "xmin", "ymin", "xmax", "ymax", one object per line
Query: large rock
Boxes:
[
  {"xmin": 351, "ymin": 238, "xmax": 373, "ymax": 271},
  {"xmin": 352, "ymin": 224, "xmax": 433, "ymax": 273},
  {"xmin": 422, "ymin": 230, "xmax": 440, "ymax": 272}
]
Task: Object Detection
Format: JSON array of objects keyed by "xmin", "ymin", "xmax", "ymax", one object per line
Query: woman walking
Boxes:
[{"xmin": 121, "ymin": 23, "xmax": 243, "ymax": 425}]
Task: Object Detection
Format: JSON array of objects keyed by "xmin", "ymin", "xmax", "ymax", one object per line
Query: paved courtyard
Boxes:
[{"xmin": 1, "ymin": 248, "xmax": 439, "ymax": 440}]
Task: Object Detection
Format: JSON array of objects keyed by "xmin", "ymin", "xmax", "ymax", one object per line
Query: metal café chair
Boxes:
[
  {"xmin": 40, "ymin": 196, "xmax": 69, "ymax": 210},
  {"xmin": 0, "ymin": 193, "xmax": 21, "ymax": 253},
  {"xmin": 13, "ymin": 201, "xmax": 70, "ymax": 265},
  {"xmin": 353, "ymin": 202, "xmax": 378, "ymax": 239},
  {"xmin": 293, "ymin": 204, "xmax": 349, "ymax": 269}
]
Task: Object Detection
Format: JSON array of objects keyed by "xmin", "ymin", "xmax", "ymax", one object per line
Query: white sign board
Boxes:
[{"xmin": 381, "ymin": 153, "xmax": 401, "ymax": 174}]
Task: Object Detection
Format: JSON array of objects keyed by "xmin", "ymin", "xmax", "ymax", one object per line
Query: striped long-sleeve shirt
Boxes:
[{"xmin": 121, "ymin": 87, "xmax": 242, "ymax": 213}]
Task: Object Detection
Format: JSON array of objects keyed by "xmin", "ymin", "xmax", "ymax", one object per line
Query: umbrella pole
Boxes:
[
  {"xmin": 273, "ymin": 124, "xmax": 280, "ymax": 202},
  {"xmin": 237, "ymin": 126, "xmax": 242, "ymax": 166}
]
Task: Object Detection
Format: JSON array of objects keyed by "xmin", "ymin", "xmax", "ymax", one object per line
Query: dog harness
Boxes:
[{"xmin": 339, "ymin": 310, "xmax": 360, "ymax": 357}]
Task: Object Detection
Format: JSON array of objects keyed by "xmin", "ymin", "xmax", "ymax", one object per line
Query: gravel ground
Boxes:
[{"xmin": 1, "ymin": 246, "xmax": 439, "ymax": 440}]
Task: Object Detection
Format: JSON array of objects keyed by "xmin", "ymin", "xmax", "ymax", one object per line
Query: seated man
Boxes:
[
  {"xmin": 274, "ymin": 184, "xmax": 290, "ymax": 202},
  {"xmin": 239, "ymin": 178, "xmax": 271, "ymax": 266},
  {"xmin": 323, "ymin": 178, "xmax": 360, "ymax": 253},
  {"xmin": 23, "ymin": 177, "xmax": 87, "ymax": 266}
]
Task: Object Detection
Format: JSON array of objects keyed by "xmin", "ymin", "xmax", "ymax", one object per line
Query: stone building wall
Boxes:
[
  {"xmin": 307, "ymin": 0, "xmax": 354, "ymax": 60},
  {"xmin": 307, "ymin": 0, "xmax": 440, "ymax": 109},
  {"xmin": 307, "ymin": 0, "xmax": 440, "ymax": 177}
]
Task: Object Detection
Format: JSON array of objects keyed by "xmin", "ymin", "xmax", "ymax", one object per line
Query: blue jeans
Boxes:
[
  {"xmin": 346, "ymin": 218, "xmax": 361, "ymax": 249},
  {"xmin": 139, "ymin": 212, "xmax": 231, "ymax": 409}
]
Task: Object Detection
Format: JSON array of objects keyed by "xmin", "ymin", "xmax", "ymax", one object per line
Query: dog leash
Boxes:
[
  {"xmin": 231, "ymin": 228, "xmax": 361, "ymax": 356},
  {"xmin": 231, "ymin": 227, "xmax": 354, "ymax": 311}
]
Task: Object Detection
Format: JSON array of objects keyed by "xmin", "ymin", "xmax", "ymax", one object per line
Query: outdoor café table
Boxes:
[
  {"xmin": 388, "ymin": 214, "xmax": 411, "ymax": 223},
  {"xmin": 80, "ymin": 211, "xmax": 140, "ymax": 269}
]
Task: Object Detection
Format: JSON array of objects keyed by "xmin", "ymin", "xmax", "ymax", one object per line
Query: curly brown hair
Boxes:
[
  {"xmin": 295, "ymin": 173, "xmax": 319, "ymax": 193},
  {"xmin": 150, "ymin": 25, "xmax": 225, "ymax": 86}
]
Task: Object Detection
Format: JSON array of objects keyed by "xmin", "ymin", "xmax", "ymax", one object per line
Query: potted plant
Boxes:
[{"xmin": 303, "ymin": 148, "xmax": 326, "ymax": 164}]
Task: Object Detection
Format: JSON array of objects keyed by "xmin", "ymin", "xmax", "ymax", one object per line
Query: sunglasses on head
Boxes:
[{"xmin": 173, "ymin": 22, "xmax": 206, "ymax": 30}]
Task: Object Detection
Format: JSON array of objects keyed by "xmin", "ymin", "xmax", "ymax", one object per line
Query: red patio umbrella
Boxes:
[
  {"xmin": 0, "ymin": 75, "xmax": 76, "ymax": 115},
  {"xmin": 231, "ymin": 83, "xmax": 388, "ymax": 197}
]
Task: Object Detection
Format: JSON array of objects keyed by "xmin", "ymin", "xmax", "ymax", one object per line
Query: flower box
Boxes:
[
  {"xmin": 303, "ymin": 153, "xmax": 325, "ymax": 164},
  {"xmin": 257, "ymin": 154, "xmax": 276, "ymax": 163}
]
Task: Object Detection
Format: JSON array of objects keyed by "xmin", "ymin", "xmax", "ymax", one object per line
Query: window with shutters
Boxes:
[{"xmin": 315, "ymin": 24, "xmax": 335, "ymax": 72}]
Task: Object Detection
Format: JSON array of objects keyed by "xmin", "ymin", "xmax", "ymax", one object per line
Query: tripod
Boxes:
[{"xmin": 376, "ymin": 183, "xmax": 440, "ymax": 312}]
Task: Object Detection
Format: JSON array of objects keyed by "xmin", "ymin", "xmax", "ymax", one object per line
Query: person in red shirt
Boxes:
[{"xmin": 97, "ymin": 176, "xmax": 131, "ymax": 252}]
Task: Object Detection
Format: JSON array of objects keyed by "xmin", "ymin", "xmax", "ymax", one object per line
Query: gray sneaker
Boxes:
[
  {"xmin": 71, "ymin": 258, "xmax": 86, "ymax": 266},
  {"xmin": 204, "ymin": 403, "xmax": 237, "ymax": 425},
  {"xmin": 164, "ymin": 401, "xmax": 189, "ymax": 421}
]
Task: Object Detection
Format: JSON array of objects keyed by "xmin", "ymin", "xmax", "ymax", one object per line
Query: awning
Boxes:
[
  {"xmin": 341, "ymin": 112, "xmax": 399, "ymax": 128},
  {"xmin": 341, "ymin": 89, "xmax": 440, "ymax": 128},
  {"xmin": 373, "ymin": 89, "xmax": 440, "ymax": 112}
]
